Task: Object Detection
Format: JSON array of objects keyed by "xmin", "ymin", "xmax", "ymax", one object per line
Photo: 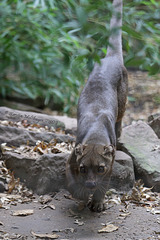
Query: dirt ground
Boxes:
[
  {"xmin": 0, "ymin": 70, "xmax": 160, "ymax": 240},
  {"xmin": 0, "ymin": 189, "xmax": 160, "ymax": 240},
  {"xmin": 123, "ymin": 71, "xmax": 160, "ymax": 126}
]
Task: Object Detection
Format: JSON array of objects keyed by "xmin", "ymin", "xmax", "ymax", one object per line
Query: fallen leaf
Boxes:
[
  {"xmin": 119, "ymin": 212, "xmax": 131, "ymax": 219},
  {"xmin": 31, "ymin": 231, "xmax": 59, "ymax": 239},
  {"xmin": 12, "ymin": 209, "xmax": 34, "ymax": 216},
  {"xmin": 98, "ymin": 224, "xmax": 118, "ymax": 233},
  {"xmin": 8, "ymin": 172, "xmax": 20, "ymax": 194},
  {"xmin": 1, "ymin": 143, "xmax": 13, "ymax": 153},
  {"xmin": 0, "ymin": 120, "xmax": 9, "ymax": 126},
  {"xmin": 51, "ymin": 147, "xmax": 61, "ymax": 154},
  {"xmin": 39, "ymin": 195, "xmax": 52, "ymax": 204},
  {"xmin": 141, "ymin": 186, "xmax": 153, "ymax": 193},
  {"xmin": 74, "ymin": 219, "xmax": 84, "ymax": 226},
  {"xmin": 131, "ymin": 187, "xmax": 141, "ymax": 202},
  {"xmin": 151, "ymin": 209, "xmax": 160, "ymax": 215},
  {"xmin": 43, "ymin": 204, "xmax": 56, "ymax": 210},
  {"xmin": 109, "ymin": 197, "xmax": 121, "ymax": 205},
  {"xmin": 0, "ymin": 193, "xmax": 21, "ymax": 200},
  {"xmin": 37, "ymin": 146, "xmax": 45, "ymax": 155},
  {"xmin": 119, "ymin": 209, "xmax": 131, "ymax": 219}
]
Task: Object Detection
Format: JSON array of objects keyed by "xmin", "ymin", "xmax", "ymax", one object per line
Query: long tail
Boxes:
[{"xmin": 106, "ymin": 0, "xmax": 123, "ymax": 62}]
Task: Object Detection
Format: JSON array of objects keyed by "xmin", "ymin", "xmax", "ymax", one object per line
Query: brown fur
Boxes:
[{"xmin": 66, "ymin": 144, "xmax": 115, "ymax": 212}]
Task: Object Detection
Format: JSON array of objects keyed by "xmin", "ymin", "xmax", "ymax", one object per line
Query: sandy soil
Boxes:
[{"xmin": 0, "ymin": 189, "xmax": 160, "ymax": 240}]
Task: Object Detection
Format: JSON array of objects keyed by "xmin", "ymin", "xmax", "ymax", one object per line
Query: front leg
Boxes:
[{"xmin": 88, "ymin": 189, "xmax": 106, "ymax": 212}]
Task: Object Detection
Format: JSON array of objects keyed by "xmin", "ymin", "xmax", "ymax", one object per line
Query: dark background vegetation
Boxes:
[{"xmin": 0, "ymin": 0, "xmax": 160, "ymax": 114}]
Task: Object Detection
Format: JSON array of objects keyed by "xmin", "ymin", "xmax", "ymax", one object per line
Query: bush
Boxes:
[{"xmin": 0, "ymin": 0, "xmax": 159, "ymax": 113}]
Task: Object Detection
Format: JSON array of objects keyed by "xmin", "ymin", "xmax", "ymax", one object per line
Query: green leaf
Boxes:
[
  {"xmin": 148, "ymin": 63, "xmax": 160, "ymax": 75},
  {"xmin": 76, "ymin": 7, "xmax": 88, "ymax": 26},
  {"xmin": 0, "ymin": 0, "xmax": 159, "ymax": 114},
  {"xmin": 122, "ymin": 26, "xmax": 142, "ymax": 40},
  {"xmin": 125, "ymin": 58, "xmax": 145, "ymax": 67}
]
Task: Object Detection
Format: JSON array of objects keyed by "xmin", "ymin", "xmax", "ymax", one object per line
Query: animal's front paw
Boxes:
[{"xmin": 87, "ymin": 200, "xmax": 106, "ymax": 212}]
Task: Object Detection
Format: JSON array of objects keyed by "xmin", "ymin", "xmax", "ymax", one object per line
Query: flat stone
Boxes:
[
  {"xmin": 0, "ymin": 106, "xmax": 65, "ymax": 129},
  {"xmin": 0, "ymin": 125, "xmax": 75, "ymax": 147},
  {"xmin": 4, "ymin": 152, "xmax": 69, "ymax": 195},
  {"xmin": 53, "ymin": 115, "xmax": 77, "ymax": 130},
  {"xmin": 3, "ymin": 150, "xmax": 134, "ymax": 194},
  {"xmin": 53, "ymin": 115, "xmax": 77, "ymax": 135},
  {"xmin": 119, "ymin": 121, "xmax": 160, "ymax": 192},
  {"xmin": 148, "ymin": 113, "xmax": 160, "ymax": 138}
]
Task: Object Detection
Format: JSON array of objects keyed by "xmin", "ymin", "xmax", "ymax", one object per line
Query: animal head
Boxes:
[{"xmin": 73, "ymin": 144, "xmax": 115, "ymax": 191}]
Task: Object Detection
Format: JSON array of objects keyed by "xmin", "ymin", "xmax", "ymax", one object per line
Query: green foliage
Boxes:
[
  {"xmin": 123, "ymin": 0, "xmax": 160, "ymax": 74},
  {"xmin": 0, "ymin": 0, "xmax": 160, "ymax": 113}
]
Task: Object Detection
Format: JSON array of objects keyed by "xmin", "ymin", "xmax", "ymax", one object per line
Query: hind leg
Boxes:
[
  {"xmin": 115, "ymin": 120, "xmax": 122, "ymax": 140},
  {"xmin": 116, "ymin": 67, "xmax": 128, "ymax": 142},
  {"xmin": 115, "ymin": 120, "xmax": 123, "ymax": 149}
]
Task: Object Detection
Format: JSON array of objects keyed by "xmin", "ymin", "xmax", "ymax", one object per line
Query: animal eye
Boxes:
[
  {"xmin": 98, "ymin": 166, "xmax": 105, "ymax": 173},
  {"xmin": 80, "ymin": 166, "xmax": 86, "ymax": 173}
]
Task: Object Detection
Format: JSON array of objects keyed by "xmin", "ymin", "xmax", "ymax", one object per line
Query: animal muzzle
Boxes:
[{"xmin": 85, "ymin": 180, "xmax": 96, "ymax": 190}]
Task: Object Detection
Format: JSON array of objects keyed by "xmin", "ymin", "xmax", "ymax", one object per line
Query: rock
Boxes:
[
  {"xmin": 119, "ymin": 121, "xmax": 160, "ymax": 192},
  {"xmin": 53, "ymin": 115, "xmax": 77, "ymax": 135},
  {"xmin": 0, "ymin": 107, "xmax": 75, "ymax": 147},
  {"xmin": 0, "ymin": 125, "xmax": 75, "ymax": 147},
  {"xmin": 4, "ymin": 151, "xmax": 69, "ymax": 195},
  {"xmin": 0, "ymin": 107, "xmax": 144, "ymax": 194},
  {"xmin": 0, "ymin": 99, "xmax": 45, "ymax": 113},
  {"xmin": 0, "ymin": 107, "xmax": 65, "ymax": 129},
  {"xmin": 110, "ymin": 151, "xmax": 135, "ymax": 191},
  {"xmin": 0, "ymin": 180, "xmax": 6, "ymax": 193},
  {"xmin": 3, "ymin": 150, "xmax": 134, "ymax": 194},
  {"xmin": 148, "ymin": 113, "xmax": 160, "ymax": 138}
]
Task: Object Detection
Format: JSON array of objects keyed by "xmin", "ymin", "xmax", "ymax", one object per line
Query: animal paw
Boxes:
[{"xmin": 87, "ymin": 200, "xmax": 106, "ymax": 212}]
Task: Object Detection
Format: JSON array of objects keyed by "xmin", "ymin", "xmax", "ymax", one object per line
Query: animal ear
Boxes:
[
  {"xmin": 75, "ymin": 144, "xmax": 87, "ymax": 156},
  {"xmin": 103, "ymin": 145, "xmax": 115, "ymax": 156}
]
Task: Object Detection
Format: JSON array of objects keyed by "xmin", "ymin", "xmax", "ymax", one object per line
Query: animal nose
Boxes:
[{"xmin": 85, "ymin": 180, "xmax": 96, "ymax": 189}]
